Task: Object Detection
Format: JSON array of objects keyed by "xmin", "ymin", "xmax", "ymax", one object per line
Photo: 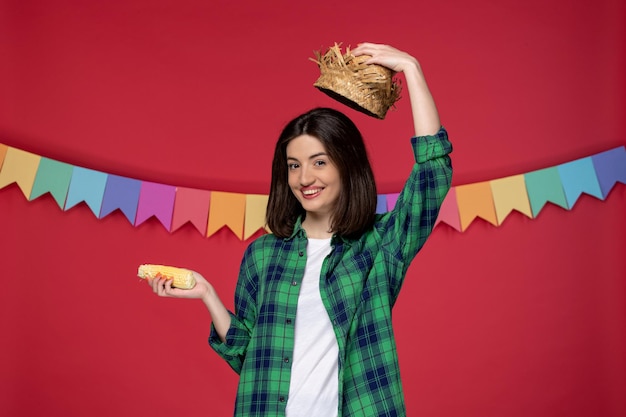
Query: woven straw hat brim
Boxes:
[
  {"xmin": 314, "ymin": 72, "xmax": 394, "ymax": 119},
  {"xmin": 312, "ymin": 44, "xmax": 401, "ymax": 119}
]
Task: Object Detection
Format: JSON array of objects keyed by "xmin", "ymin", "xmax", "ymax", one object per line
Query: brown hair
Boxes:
[{"xmin": 266, "ymin": 108, "xmax": 377, "ymax": 238}]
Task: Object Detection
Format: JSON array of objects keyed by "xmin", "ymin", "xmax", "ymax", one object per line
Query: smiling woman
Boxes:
[
  {"xmin": 2, "ymin": 1, "xmax": 625, "ymax": 417},
  {"xmin": 145, "ymin": 43, "xmax": 453, "ymax": 417},
  {"xmin": 271, "ymin": 108, "xmax": 376, "ymax": 240}
]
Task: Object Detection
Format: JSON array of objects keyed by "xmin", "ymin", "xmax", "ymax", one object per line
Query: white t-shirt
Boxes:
[{"xmin": 285, "ymin": 237, "xmax": 338, "ymax": 417}]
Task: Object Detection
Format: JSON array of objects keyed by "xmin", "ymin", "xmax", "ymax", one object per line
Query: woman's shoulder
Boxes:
[{"xmin": 245, "ymin": 232, "xmax": 282, "ymax": 253}]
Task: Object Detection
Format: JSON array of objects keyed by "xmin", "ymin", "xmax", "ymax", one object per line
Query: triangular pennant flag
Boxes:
[
  {"xmin": 0, "ymin": 147, "xmax": 41, "ymax": 198},
  {"xmin": 455, "ymin": 181, "xmax": 498, "ymax": 231},
  {"xmin": 30, "ymin": 158, "xmax": 73, "ymax": 208},
  {"xmin": 171, "ymin": 187, "xmax": 211, "ymax": 235},
  {"xmin": 557, "ymin": 157, "xmax": 603, "ymax": 208},
  {"xmin": 100, "ymin": 175, "xmax": 142, "ymax": 224},
  {"xmin": 591, "ymin": 147, "xmax": 626, "ymax": 198},
  {"xmin": 435, "ymin": 188, "xmax": 461, "ymax": 231},
  {"xmin": 490, "ymin": 175, "xmax": 533, "ymax": 224},
  {"xmin": 135, "ymin": 182, "xmax": 176, "ymax": 230},
  {"xmin": 207, "ymin": 191, "xmax": 246, "ymax": 239},
  {"xmin": 376, "ymin": 194, "xmax": 387, "ymax": 214},
  {"xmin": 0, "ymin": 144, "xmax": 7, "ymax": 169},
  {"xmin": 524, "ymin": 167, "xmax": 568, "ymax": 216},
  {"xmin": 244, "ymin": 194, "xmax": 269, "ymax": 240},
  {"xmin": 65, "ymin": 167, "xmax": 108, "ymax": 216},
  {"xmin": 386, "ymin": 193, "xmax": 400, "ymax": 212}
]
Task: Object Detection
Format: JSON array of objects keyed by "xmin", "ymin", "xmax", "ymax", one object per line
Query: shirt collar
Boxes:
[
  {"xmin": 286, "ymin": 215, "xmax": 356, "ymax": 247},
  {"xmin": 287, "ymin": 216, "xmax": 307, "ymax": 241}
]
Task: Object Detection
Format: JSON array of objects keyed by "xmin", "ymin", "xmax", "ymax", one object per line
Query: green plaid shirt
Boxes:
[{"xmin": 210, "ymin": 127, "xmax": 452, "ymax": 417}]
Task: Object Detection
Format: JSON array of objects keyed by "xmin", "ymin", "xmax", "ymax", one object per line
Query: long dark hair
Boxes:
[{"xmin": 266, "ymin": 107, "xmax": 377, "ymax": 238}]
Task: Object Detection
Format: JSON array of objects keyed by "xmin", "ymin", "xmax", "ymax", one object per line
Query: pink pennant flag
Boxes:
[
  {"xmin": 435, "ymin": 188, "xmax": 461, "ymax": 231},
  {"xmin": 0, "ymin": 147, "xmax": 41, "ymax": 198},
  {"xmin": 135, "ymin": 182, "xmax": 176, "ymax": 231},
  {"xmin": 171, "ymin": 187, "xmax": 211, "ymax": 235},
  {"xmin": 386, "ymin": 193, "xmax": 400, "ymax": 212}
]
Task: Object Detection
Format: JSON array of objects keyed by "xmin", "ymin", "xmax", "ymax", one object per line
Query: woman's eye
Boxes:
[
  {"xmin": 314, "ymin": 160, "xmax": 326, "ymax": 167},
  {"xmin": 288, "ymin": 163, "xmax": 299, "ymax": 170}
]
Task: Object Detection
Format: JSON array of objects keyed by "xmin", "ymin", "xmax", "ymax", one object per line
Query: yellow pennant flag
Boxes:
[
  {"xmin": 490, "ymin": 175, "xmax": 533, "ymax": 224},
  {"xmin": 0, "ymin": 147, "xmax": 41, "ymax": 199},
  {"xmin": 207, "ymin": 191, "xmax": 246, "ymax": 239},
  {"xmin": 455, "ymin": 181, "xmax": 498, "ymax": 231},
  {"xmin": 244, "ymin": 194, "xmax": 270, "ymax": 240}
]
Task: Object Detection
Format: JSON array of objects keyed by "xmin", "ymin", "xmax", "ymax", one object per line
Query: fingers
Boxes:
[
  {"xmin": 352, "ymin": 43, "xmax": 417, "ymax": 73},
  {"xmin": 352, "ymin": 43, "xmax": 376, "ymax": 57},
  {"xmin": 353, "ymin": 43, "xmax": 394, "ymax": 55},
  {"xmin": 148, "ymin": 276, "xmax": 174, "ymax": 297},
  {"xmin": 144, "ymin": 270, "xmax": 210, "ymax": 300}
]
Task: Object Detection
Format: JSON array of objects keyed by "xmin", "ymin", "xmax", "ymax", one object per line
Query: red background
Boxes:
[{"xmin": 1, "ymin": 0, "xmax": 625, "ymax": 416}]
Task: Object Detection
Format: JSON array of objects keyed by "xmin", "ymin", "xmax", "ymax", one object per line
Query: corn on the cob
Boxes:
[{"xmin": 137, "ymin": 264, "xmax": 196, "ymax": 289}]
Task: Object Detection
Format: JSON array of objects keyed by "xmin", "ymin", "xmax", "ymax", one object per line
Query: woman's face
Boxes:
[{"xmin": 286, "ymin": 134, "xmax": 341, "ymax": 220}]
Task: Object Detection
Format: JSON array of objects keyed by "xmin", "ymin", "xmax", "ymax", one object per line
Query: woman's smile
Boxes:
[{"xmin": 301, "ymin": 186, "xmax": 324, "ymax": 198}]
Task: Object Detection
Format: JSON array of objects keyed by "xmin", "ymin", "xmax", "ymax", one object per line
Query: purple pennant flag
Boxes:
[
  {"xmin": 100, "ymin": 175, "xmax": 142, "ymax": 223},
  {"xmin": 135, "ymin": 181, "xmax": 176, "ymax": 230},
  {"xmin": 591, "ymin": 147, "xmax": 626, "ymax": 198},
  {"xmin": 376, "ymin": 194, "xmax": 387, "ymax": 214}
]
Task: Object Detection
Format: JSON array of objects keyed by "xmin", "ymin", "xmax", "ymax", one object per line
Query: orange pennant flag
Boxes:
[
  {"xmin": 172, "ymin": 187, "xmax": 212, "ymax": 235},
  {"xmin": 490, "ymin": 175, "xmax": 533, "ymax": 224},
  {"xmin": 207, "ymin": 191, "xmax": 246, "ymax": 239},
  {"xmin": 0, "ymin": 147, "xmax": 41, "ymax": 199},
  {"xmin": 0, "ymin": 144, "xmax": 7, "ymax": 169},
  {"xmin": 244, "ymin": 194, "xmax": 270, "ymax": 240},
  {"xmin": 455, "ymin": 181, "xmax": 498, "ymax": 231}
]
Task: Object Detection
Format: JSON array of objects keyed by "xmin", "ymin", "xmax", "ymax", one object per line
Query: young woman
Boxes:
[{"xmin": 148, "ymin": 43, "xmax": 453, "ymax": 417}]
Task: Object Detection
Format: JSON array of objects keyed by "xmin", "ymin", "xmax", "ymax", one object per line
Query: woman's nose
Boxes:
[{"xmin": 299, "ymin": 166, "xmax": 314, "ymax": 186}]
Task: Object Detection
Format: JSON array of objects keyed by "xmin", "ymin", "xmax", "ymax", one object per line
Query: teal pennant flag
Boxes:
[
  {"xmin": 524, "ymin": 167, "xmax": 568, "ymax": 216},
  {"xmin": 30, "ymin": 158, "xmax": 73, "ymax": 209}
]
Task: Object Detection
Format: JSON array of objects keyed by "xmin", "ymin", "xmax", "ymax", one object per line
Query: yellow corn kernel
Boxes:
[{"xmin": 137, "ymin": 264, "xmax": 196, "ymax": 289}]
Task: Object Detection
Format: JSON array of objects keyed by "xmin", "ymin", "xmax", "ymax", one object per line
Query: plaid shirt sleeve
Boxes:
[
  {"xmin": 377, "ymin": 126, "xmax": 453, "ymax": 299},
  {"xmin": 208, "ymin": 243, "xmax": 260, "ymax": 374}
]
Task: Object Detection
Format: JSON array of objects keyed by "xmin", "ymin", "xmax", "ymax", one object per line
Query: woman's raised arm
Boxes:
[{"xmin": 352, "ymin": 43, "xmax": 440, "ymax": 137}]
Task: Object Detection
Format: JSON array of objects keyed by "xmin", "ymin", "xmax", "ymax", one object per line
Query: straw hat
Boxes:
[{"xmin": 311, "ymin": 43, "xmax": 401, "ymax": 119}]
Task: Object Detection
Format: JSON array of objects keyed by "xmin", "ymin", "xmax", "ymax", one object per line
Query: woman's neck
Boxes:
[{"xmin": 301, "ymin": 215, "xmax": 333, "ymax": 239}]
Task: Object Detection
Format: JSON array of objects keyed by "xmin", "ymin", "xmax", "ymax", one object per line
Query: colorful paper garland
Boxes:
[{"xmin": 0, "ymin": 143, "xmax": 624, "ymax": 239}]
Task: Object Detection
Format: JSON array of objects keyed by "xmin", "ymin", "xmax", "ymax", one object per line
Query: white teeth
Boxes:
[{"xmin": 302, "ymin": 189, "xmax": 320, "ymax": 195}]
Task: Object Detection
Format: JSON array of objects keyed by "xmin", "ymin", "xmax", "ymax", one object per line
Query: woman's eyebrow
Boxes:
[{"xmin": 286, "ymin": 152, "xmax": 328, "ymax": 161}]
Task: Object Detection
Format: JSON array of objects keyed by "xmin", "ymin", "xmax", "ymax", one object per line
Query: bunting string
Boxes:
[{"xmin": 0, "ymin": 143, "xmax": 624, "ymax": 239}]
